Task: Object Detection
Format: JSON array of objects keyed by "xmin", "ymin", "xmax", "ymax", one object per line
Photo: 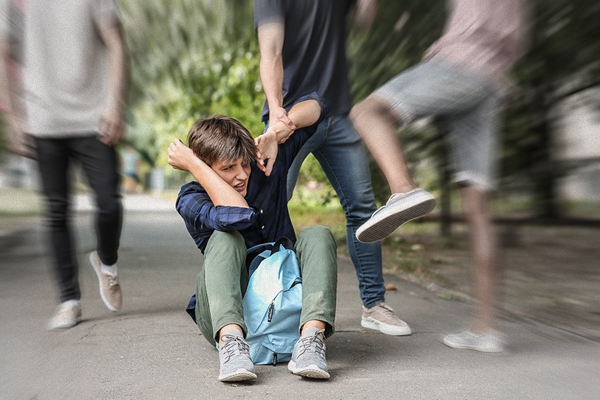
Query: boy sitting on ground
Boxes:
[{"xmin": 167, "ymin": 100, "xmax": 338, "ymax": 382}]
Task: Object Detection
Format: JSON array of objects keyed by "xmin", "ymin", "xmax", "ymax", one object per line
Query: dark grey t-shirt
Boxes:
[{"xmin": 255, "ymin": 0, "xmax": 355, "ymax": 120}]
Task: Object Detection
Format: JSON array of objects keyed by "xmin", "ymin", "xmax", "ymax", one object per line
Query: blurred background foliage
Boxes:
[{"xmin": 35, "ymin": 0, "xmax": 597, "ymax": 219}]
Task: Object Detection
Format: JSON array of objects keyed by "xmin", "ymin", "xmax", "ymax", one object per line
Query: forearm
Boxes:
[
  {"xmin": 350, "ymin": 0, "xmax": 378, "ymax": 30},
  {"xmin": 0, "ymin": 38, "xmax": 22, "ymax": 117},
  {"xmin": 268, "ymin": 99, "xmax": 321, "ymax": 143},
  {"xmin": 103, "ymin": 21, "xmax": 128, "ymax": 114},
  {"xmin": 168, "ymin": 140, "xmax": 249, "ymax": 208},
  {"xmin": 258, "ymin": 22, "xmax": 292, "ymax": 128},
  {"xmin": 186, "ymin": 159, "xmax": 249, "ymax": 208},
  {"xmin": 287, "ymin": 100, "xmax": 320, "ymax": 130},
  {"xmin": 259, "ymin": 53, "xmax": 284, "ymax": 113}
]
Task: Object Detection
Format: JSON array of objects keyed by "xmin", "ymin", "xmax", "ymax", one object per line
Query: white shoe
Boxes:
[
  {"xmin": 356, "ymin": 189, "xmax": 436, "ymax": 243},
  {"xmin": 361, "ymin": 303, "xmax": 411, "ymax": 336},
  {"xmin": 48, "ymin": 300, "xmax": 82, "ymax": 330},
  {"xmin": 443, "ymin": 330, "xmax": 505, "ymax": 353},
  {"xmin": 90, "ymin": 251, "xmax": 122, "ymax": 312}
]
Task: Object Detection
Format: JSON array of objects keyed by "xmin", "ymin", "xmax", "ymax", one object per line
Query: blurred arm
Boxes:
[
  {"xmin": 0, "ymin": 36, "xmax": 34, "ymax": 158},
  {"xmin": 350, "ymin": 0, "xmax": 378, "ymax": 30},
  {"xmin": 96, "ymin": 17, "xmax": 128, "ymax": 146}
]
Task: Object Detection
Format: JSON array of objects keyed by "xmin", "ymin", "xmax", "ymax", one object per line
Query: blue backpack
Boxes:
[
  {"xmin": 186, "ymin": 237, "xmax": 302, "ymax": 366},
  {"xmin": 243, "ymin": 237, "xmax": 302, "ymax": 365}
]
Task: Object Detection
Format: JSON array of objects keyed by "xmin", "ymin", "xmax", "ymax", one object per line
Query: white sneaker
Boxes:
[
  {"xmin": 356, "ymin": 189, "xmax": 436, "ymax": 243},
  {"xmin": 443, "ymin": 330, "xmax": 505, "ymax": 353},
  {"xmin": 47, "ymin": 300, "xmax": 82, "ymax": 330}
]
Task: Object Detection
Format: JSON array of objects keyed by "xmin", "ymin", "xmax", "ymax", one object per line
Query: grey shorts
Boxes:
[{"xmin": 373, "ymin": 59, "xmax": 502, "ymax": 190}]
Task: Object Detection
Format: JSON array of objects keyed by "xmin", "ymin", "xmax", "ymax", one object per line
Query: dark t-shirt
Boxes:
[{"xmin": 255, "ymin": 0, "xmax": 355, "ymax": 120}]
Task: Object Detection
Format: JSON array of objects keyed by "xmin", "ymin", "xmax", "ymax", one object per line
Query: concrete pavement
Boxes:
[{"xmin": 1, "ymin": 194, "xmax": 599, "ymax": 399}]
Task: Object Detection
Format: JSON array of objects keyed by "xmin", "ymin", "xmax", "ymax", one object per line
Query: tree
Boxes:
[
  {"xmin": 503, "ymin": 0, "xmax": 600, "ymax": 218},
  {"xmin": 117, "ymin": 0, "xmax": 262, "ymax": 169}
]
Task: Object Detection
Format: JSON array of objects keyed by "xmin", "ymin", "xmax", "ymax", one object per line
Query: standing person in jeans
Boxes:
[
  {"xmin": 351, "ymin": 0, "xmax": 528, "ymax": 352},
  {"xmin": 255, "ymin": 0, "xmax": 413, "ymax": 337},
  {"xmin": 169, "ymin": 101, "xmax": 338, "ymax": 382},
  {"xmin": 0, "ymin": 0, "xmax": 128, "ymax": 329}
]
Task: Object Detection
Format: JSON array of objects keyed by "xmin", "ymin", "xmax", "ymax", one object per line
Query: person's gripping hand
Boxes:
[{"xmin": 98, "ymin": 106, "xmax": 125, "ymax": 146}]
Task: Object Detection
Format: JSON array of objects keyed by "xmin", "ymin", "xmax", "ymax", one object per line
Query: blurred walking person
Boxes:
[
  {"xmin": 0, "ymin": 0, "xmax": 128, "ymax": 329},
  {"xmin": 351, "ymin": 0, "xmax": 528, "ymax": 352}
]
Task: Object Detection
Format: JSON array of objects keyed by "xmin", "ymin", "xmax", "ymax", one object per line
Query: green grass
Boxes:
[{"xmin": 0, "ymin": 187, "xmax": 44, "ymax": 216}]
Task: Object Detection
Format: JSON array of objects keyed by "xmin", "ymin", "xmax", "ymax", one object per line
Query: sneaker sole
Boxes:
[
  {"xmin": 361, "ymin": 317, "xmax": 412, "ymax": 336},
  {"xmin": 47, "ymin": 316, "xmax": 82, "ymax": 330},
  {"xmin": 218, "ymin": 369, "xmax": 257, "ymax": 382},
  {"xmin": 288, "ymin": 361, "xmax": 330, "ymax": 379},
  {"xmin": 89, "ymin": 251, "xmax": 121, "ymax": 312},
  {"xmin": 356, "ymin": 192, "xmax": 436, "ymax": 243},
  {"xmin": 442, "ymin": 337, "xmax": 504, "ymax": 353}
]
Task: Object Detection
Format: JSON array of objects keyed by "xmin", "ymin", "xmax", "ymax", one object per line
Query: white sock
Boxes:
[{"xmin": 101, "ymin": 263, "xmax": 117, "ymax": 275}]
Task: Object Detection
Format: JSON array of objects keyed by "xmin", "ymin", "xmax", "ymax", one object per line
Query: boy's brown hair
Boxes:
[{"xmin": 187, "ymin": 115, "xmax": 257, "ymax": 166}]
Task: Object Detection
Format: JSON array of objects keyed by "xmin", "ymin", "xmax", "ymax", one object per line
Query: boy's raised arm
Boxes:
[{"xmin": 167, "ymin": 139, "xmax": 249, "ymax": 208}]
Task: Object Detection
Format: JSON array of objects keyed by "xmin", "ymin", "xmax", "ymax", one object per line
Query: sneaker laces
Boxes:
[
  {"xmin": 104, "ymin": 272, "xmax": 119, "ymax": 287},
  {"xmin": 297, "ymin": 329, "xmax": 326, "ymax": 357},
  {"xmin": 107, "ymin": 275, "xmax": 119, "ymax": 287},
  {"xmin": 372, "ymin": 302, "xmax": 395, "ymax": 316},
  {"xmin": 220, "ymin": 334, "xmax": 251, "ymax": 362}
]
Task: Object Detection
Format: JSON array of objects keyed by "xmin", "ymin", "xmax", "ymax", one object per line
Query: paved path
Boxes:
[{"xmin": 1, "ymin": 195, "xmax": 599, "ymax": 399}]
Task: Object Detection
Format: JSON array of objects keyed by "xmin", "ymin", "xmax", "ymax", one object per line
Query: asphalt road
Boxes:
[{"xmin": 1, "ymin": 203, "xmax": 599, "ymax": 399}]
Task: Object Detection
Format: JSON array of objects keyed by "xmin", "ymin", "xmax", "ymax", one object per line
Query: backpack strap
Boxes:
[{"xmin": 271, "ymin": 237, "xmax": 294, "ymax": 253}]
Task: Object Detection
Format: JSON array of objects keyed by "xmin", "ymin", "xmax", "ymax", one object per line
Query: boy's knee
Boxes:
[{"xmin": 298, "ymin": 225, "xmax": 336, "ymax": 249}]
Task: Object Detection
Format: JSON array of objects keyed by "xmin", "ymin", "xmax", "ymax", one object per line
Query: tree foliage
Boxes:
[
  {"xmin": 117, "ymin": 0, "xmax": 263, "ymax": 168},
  {"xmin": 116, "ymin": 0, "xmax": 600, "ymax": 217}
]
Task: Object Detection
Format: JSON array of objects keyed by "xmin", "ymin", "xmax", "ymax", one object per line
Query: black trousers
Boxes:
[{"xmin": 35, "ymin": 135, "xmax": 123, "ymax": 302}]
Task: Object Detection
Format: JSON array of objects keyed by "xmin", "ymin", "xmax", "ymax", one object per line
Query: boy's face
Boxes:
[{"xmin": 210, "ymin": 158, "xmax": 252, "ymax": 197}]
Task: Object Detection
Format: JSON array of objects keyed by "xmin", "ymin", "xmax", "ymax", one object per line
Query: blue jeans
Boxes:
[{"xmin": 286, "ymin": 115, "xmax": 385, "ymax": 308}]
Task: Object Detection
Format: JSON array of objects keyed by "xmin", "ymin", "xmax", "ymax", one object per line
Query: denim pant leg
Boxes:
[
  {"xmin": 294, "ymin": 226, "xmax": 337, "ymax": 338},
  {"xmin": 35, "ymin": 138, "xmax": 80, "ymax": 302},
  {"xmin": 195, "ymin": 231, "xmax": 249, "ymax": 346},
  {"xmin": 71, "ymin": 136, "xmax": 123, "ymax": 265},
  {"xmin": 287, "ymin": 116, "xmax": 385, "ymax": 308}
]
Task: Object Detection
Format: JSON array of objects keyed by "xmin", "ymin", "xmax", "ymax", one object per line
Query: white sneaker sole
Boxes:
[
  {"xmin": 361, "ymin": 317, "xmax": 412, "ymax": 336},
  {"xmin": 218, "ymin": 368, "xmax": 257, "ymax": 382},
  {"xmin": 443, "ymin": 335, "xmax": 504, "ymax": 353},
  {"xmin": 356, "ymin": 190, "xmax": 436, "ymax": 243},
  {"xmin": 47, "ymin": 315, "xmax": 82, "ymax": 330},
  {"xmin": 288, "ymin": 360, "xmax": 330, "ymax": 379}
]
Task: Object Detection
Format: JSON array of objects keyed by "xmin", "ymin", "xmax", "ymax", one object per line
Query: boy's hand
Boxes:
[
  {"xmin": 255, "ymin": 129, "xmax": 279, "ymax": 176},
  {"xmin": 167, "ymin": 139, "xmax": 197, "ymax": 172}
]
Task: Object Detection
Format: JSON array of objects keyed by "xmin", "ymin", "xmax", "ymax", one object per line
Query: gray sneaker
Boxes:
[
  {"xmin": 361, "ymin": 302, "xmax": 412, "ymax": 336},
  {"xmin": 356, "ymin": 189, "xmax": 436, "ymax": 243},
  {"xmin": 218, "ymin": 331, "xmax": 257, "ymax": 382},
  {"xmin": 47, "ymin": 300, "xmax": 82, "ymax": 330},
  {"xmin": 443, "ymin": 330, "xmax": 505, "ymax": 353},
  {"xmin": 288, "ymin": 327, "xmax": 330, "ymax": 379}
]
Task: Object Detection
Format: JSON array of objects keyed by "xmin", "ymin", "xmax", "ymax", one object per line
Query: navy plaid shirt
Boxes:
[{"xmin": 176, "ymin": 125, "xmax": 316, "ymax": 253}]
